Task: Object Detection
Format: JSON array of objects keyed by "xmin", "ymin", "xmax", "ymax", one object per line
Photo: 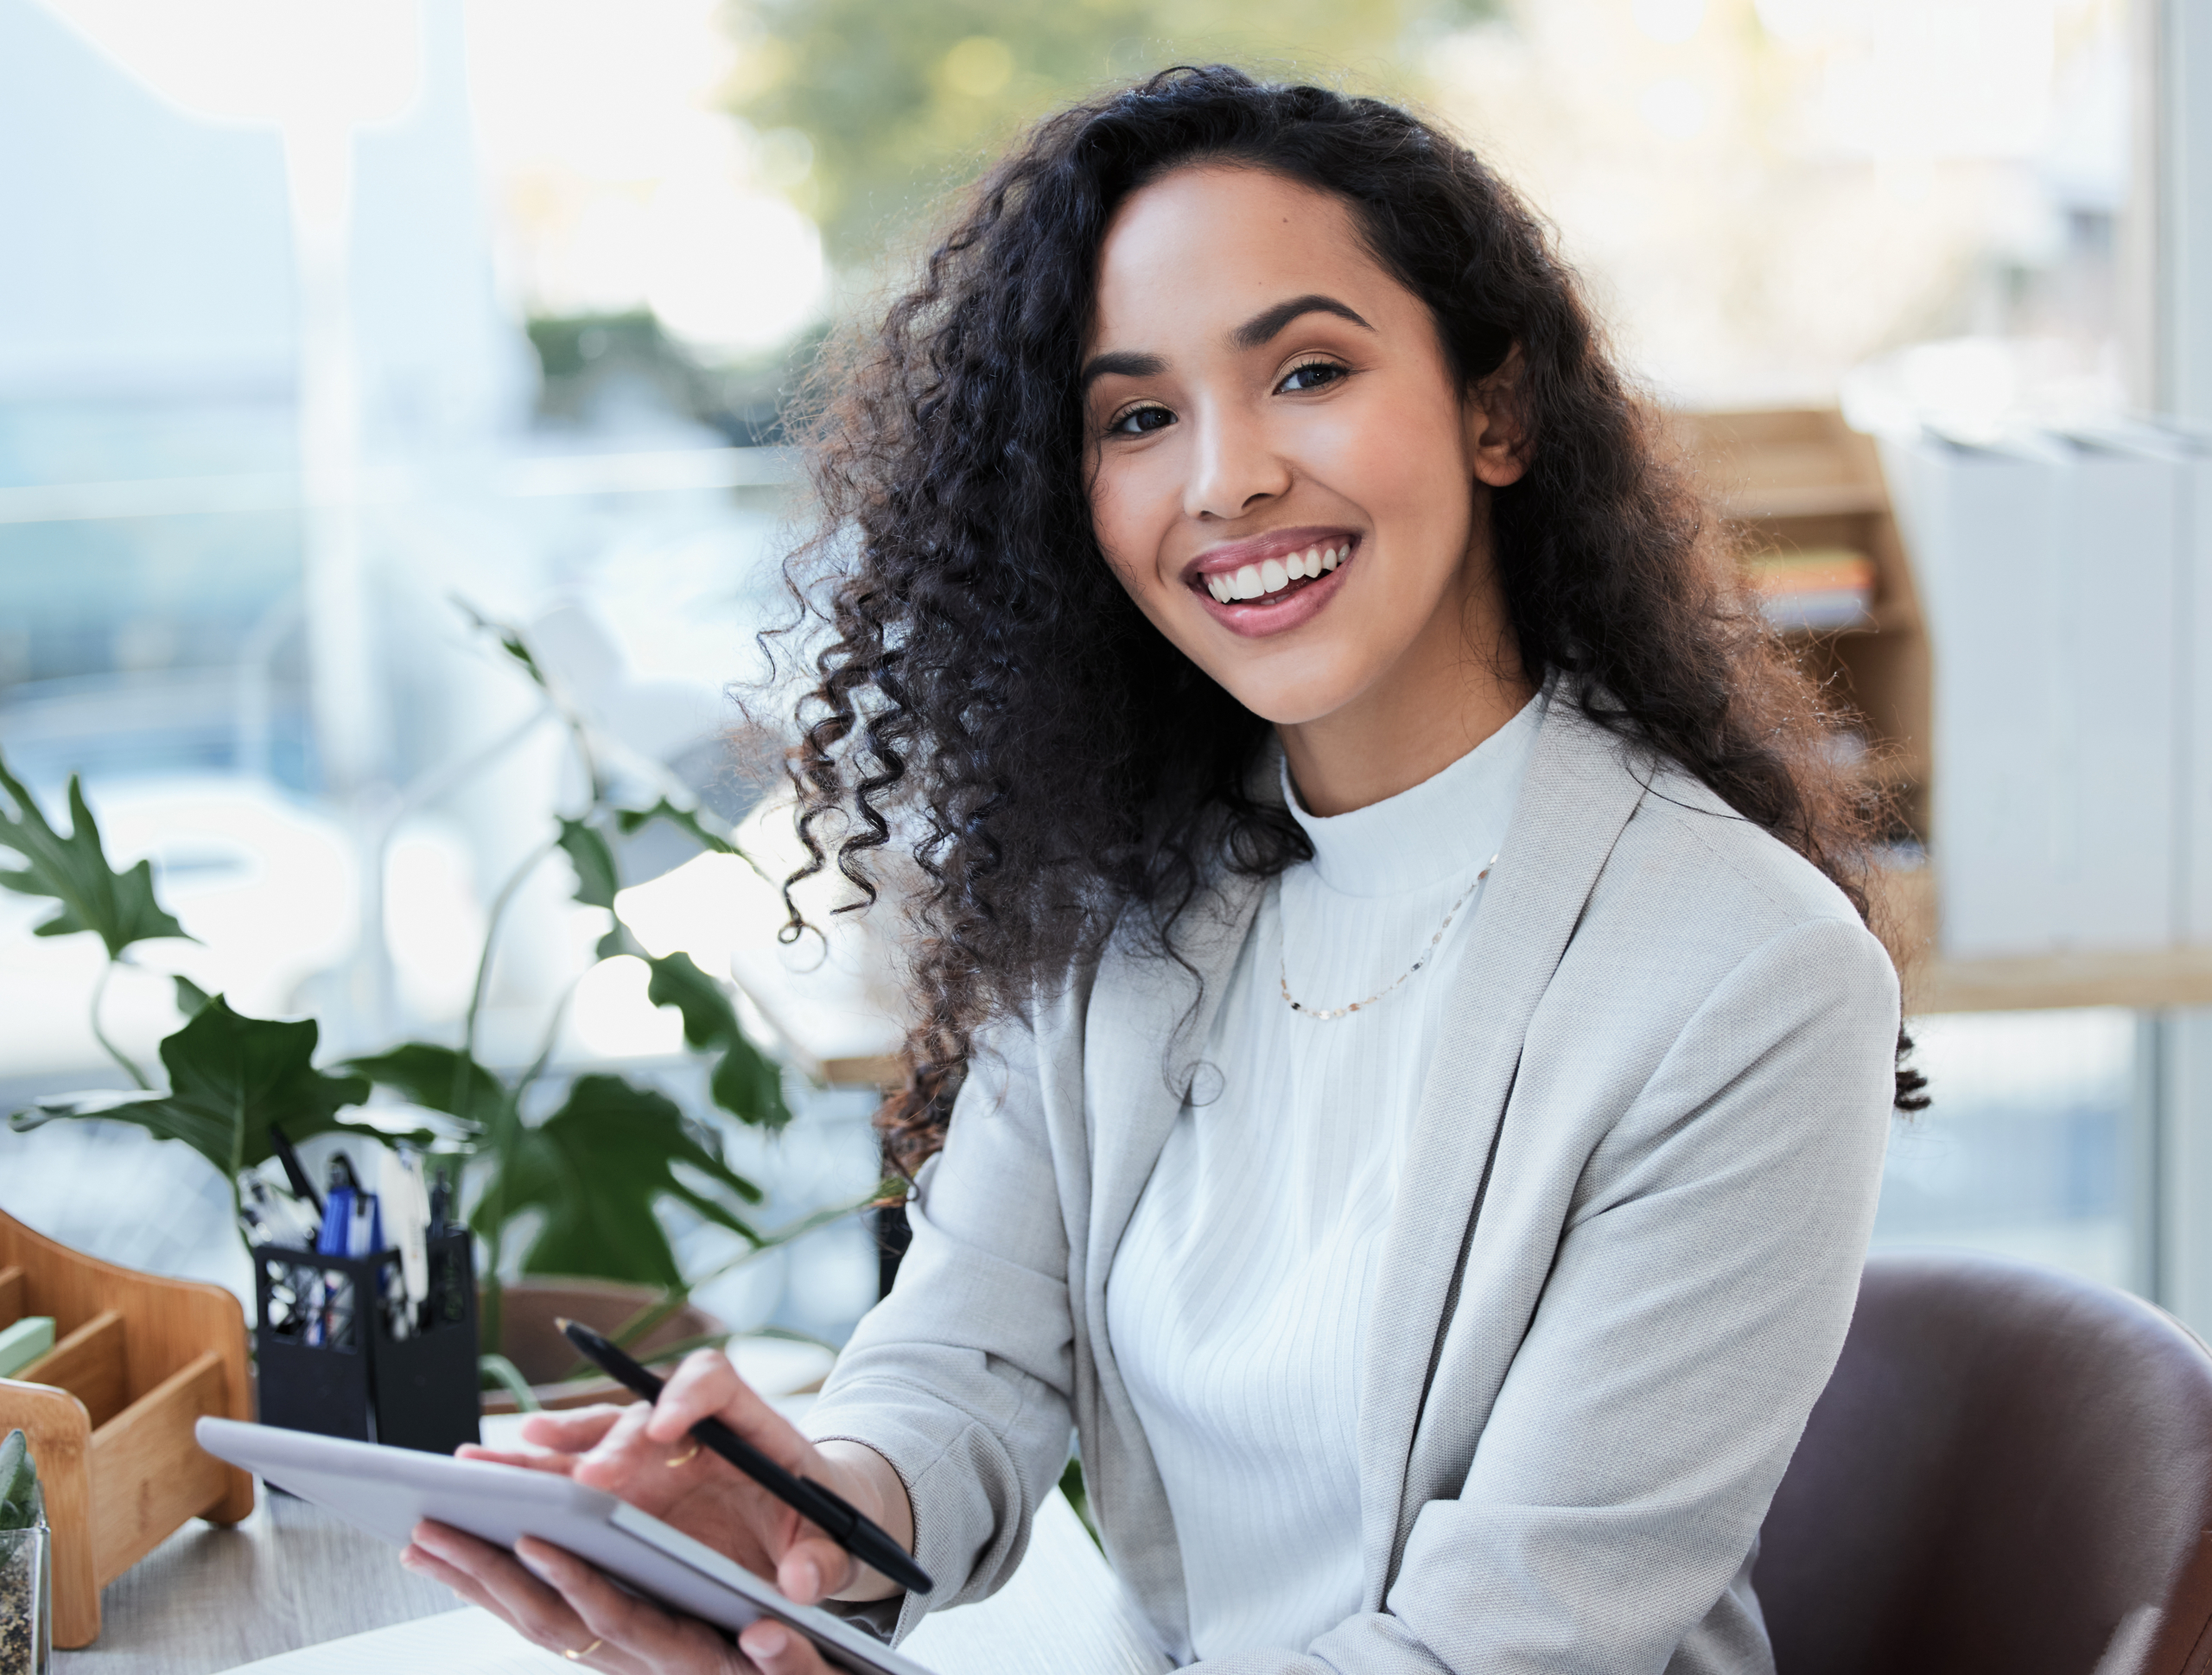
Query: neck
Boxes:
[{"xmin": 1277, "ymin": 576, "xmax": 1532, "ymax": 818}]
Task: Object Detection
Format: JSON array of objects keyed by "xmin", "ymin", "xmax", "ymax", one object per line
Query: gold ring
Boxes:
[
  {"xmin": 665, "ymin": 1441, "xmax": 701, "ymax": 1468},
  {"xmin": 563, "ymin": 1639, "xmax": 603, "ymax": 1661}
]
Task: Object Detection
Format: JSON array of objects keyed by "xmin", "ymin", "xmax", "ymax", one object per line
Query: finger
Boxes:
[
  {"xmin": 650, "ymin": 1352, "xmax": 807, "ymax": 1472},
  {"xmin": 518, "ymin": 1538, "xmax": 745, "ymax": 1673},
  {"xmin": 738, "ymin": 1617, "xmax": 837, "ymax": 1675},
  {"xmin": 400, "ymin": 1542, "xmax": 513, "ymax": 1621},
  {"xmin": 775, "ymin": 1535, "xmax": 859, "ymax": 1607},
  {"xmin": 456, "ymin": 1445, "xmax": 581, "ymax": 1476},
  {"xmin": 520, "ymin": 1404, "xmax": 631, "ymax": 1452},
  {"xmin": 571, "ymin": 1399, "xmax": 670, "ymax": 1486},
  {"xmin": 410, "ymin": 1522, "xmax": 590, "ymax": 1655}
]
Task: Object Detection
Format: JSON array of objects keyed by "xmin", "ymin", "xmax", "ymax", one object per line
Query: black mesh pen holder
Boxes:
[{"xmin": 254, "ymin": 1229, "xmax": 481, "ymax": 1456}]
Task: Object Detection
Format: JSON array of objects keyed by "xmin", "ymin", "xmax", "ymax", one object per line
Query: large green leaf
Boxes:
[
  {"xmin": 10, "ymin": 997, "xmax": 376, "ymax": 1183},
  {"xmin": 0, "ymin": 755, "xmax": 189, "ymax": 959},
  {"xmin": 476, "ymin": 1073, "xmax": 764, "ymax": 1288},
  {"xmin": 343, "ymin": 1042, "xmax": 507, "ymax": 1137},
  {"xmin": 643, "ymin": 951, "xmax": 791, "ymax": 1130},
  {"xmin": 557, "ymin": 818, "xmax": 620, "ymax": 909},
  {"xmin": 644, "ymin": 948, "xmax": 739, "ymax": 1050},
  {"xmin": 709, "ymin": 1035, "xmax": 788, "ymax": 1130}
]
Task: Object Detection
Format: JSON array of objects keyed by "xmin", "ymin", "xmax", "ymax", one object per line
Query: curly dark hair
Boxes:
[{"xmin": 779, "ymin": 64, "xmax": 1926, "ymax": 1174}]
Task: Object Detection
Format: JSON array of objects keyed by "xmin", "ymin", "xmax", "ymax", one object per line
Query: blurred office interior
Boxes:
[{"xmin": 0, "ymin": 0, "xmax": 2209, "ymax": 1349}]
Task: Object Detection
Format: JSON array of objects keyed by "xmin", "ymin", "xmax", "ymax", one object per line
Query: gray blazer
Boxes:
[{"xmin": 807, "ymin": 697, "xmax": 1900, "ymax": 1673}]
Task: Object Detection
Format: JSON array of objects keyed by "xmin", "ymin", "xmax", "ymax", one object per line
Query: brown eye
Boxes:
[
  {"xmin": 1279, "ymin": 360, "xmax": 1346, "ymax": 393},
  {"xmin": 1109, "ymin": 404, "xmax": 1175, "ymax": 436}
]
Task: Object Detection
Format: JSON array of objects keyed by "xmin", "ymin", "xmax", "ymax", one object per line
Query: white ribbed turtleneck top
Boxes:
[{"xmin": 1103, "ymin": 693, "xmax": 1542, "ymax": 1661}]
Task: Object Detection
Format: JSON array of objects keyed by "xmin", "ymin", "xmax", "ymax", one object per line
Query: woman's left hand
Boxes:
[{"xmin": 402, "ymin": 1521, "xmax": 839, "ymax": 1675}]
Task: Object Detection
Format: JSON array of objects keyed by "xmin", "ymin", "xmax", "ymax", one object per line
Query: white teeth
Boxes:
[
  {"xmin": 1304, "ymin": 546, "xmax": 1321, "ymax": 574},
  {"xmin": 1286, "ymin": 552, "xmax": 1306, "ymax": 580},
  {"xmin": 1206, "ymin": 574, "xmax": 1232, "ymax": 602},
  {"xmin": 1233, "ymin": 564, "xmax": 1263, "ymax": 599},
  {"xmin": 1322, "ymin": 546, "xmax": 1340, "ymax": 571},
  {"xmin": 1259, "ymin": 558, "xmax": 1290, "ymax": 594}
]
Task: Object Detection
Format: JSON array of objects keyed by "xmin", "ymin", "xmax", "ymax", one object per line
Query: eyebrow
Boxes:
[
  {"xmin": 1230, "ymin": 293, "xmax": 1373, "ymax": 350},
  {"xmin": 1078, "ymin": 294, "xmax": 1376, "ymax": 393},
  {"xmin": 1078, "ymin": 350, "xmax": 1166, "ymax": 392}
]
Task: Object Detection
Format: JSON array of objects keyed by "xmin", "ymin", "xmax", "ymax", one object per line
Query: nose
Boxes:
[{"xmin": 1184, "ymin": 399, "xmax": 1290, "ymax": 522}]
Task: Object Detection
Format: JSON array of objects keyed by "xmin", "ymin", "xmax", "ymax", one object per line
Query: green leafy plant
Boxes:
[
  {"xmin": 3, "ymin": 608, "xmax": 855, "ymax": 1374},
  {"xmin": 14, "ymin": 997, "xmax": 402, "ymax": 1239},
  {"xmin": 0, "ymin": 758, "xmax": 189, "ymax": 1090},
  {"xmin": 0, "ymin": 1430, "xmax": 37, "ymax": 1533},
  {"xmin": 328, "ymin": 607, "xmax": 803, "ymax": 1356}
]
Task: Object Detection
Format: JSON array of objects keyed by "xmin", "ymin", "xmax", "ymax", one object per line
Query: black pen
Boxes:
[
  {"xmin": 269, "ymin": 1121, "xmax": 323, "ymax": 1220},
  {"xmin": 557, "ymin": 1318, "xmax": 932, "ymax": 1596}
]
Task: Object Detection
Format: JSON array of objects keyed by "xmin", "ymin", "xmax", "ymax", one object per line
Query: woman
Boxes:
[{"xmin": 404, "ymin": 67, "xmax": 1916, "ymax": 1674}]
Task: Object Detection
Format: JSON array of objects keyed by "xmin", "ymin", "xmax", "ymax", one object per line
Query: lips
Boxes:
[
  {"xmin": 1198, "ymin": 538, "xmax": 1351, "ymax": 603},
  {"xmin": 1182, "ymin": 528, "xmax": 1360, "ymax": 638}
]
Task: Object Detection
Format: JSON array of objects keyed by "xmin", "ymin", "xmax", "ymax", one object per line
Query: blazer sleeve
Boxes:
[
  {"xmin": 1198, "ymin": 914, "xmax": 1899, "ymax": 1675},
  {"xmin": 803, "ymin": 1009, "xmax": 1079, "ymax": 1644}
]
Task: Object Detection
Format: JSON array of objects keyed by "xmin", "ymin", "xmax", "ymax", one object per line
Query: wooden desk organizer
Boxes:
[{"xmin": 0, "ymin": 1207, "xmax": 253, "ymax": 1648}]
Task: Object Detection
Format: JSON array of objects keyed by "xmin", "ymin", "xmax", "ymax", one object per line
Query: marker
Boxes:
[
  {"xmin": 429, "ymin": 1165, "xmax": 454, "ymax": 1234},
  {"xmin": 242, "ymin": 1178, "xmax": 315, "ymax": 1248},
  {"xmin": 381, "ymin": 1150, "xmax": 431, "ymax": 1338},
  {"xmin": 556, "ymin": 1317, "xmax": 932, "ymax": 1597}
]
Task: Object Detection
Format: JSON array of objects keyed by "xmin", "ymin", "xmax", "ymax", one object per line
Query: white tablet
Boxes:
[{"xmin": 195, "ymin": 1417, "xmax": 934, "ymax": 1675}]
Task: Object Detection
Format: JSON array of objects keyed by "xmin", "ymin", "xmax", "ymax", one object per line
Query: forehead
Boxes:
[{"xmin": 1089, "ymin": 164, "xmax": 1392, "ymax": 347}]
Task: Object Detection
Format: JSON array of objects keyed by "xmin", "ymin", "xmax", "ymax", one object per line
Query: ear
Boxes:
[{"xmin": 1461, "ymin": 344, "xmax": 1529, "ymax": 489}]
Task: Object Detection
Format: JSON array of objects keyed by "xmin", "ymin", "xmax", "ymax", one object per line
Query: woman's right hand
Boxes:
[{"xmin": 456, "ymin": 1348, "xmax": 913, "ymax": 1607}]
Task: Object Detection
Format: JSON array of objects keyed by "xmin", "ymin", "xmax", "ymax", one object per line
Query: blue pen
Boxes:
[
  {"xmin": 318, "ymin": 1154, "xmax": 360, "ymax": 1256},
  {"xmin": 318, "ymin": 1185, "xmax": 354, "ymax": 1256}
]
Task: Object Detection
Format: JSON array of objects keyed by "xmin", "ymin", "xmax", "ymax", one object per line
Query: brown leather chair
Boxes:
[{"xmin": 1757, "ymin": 1250, "xmax": 2212, "ymax": 1675}]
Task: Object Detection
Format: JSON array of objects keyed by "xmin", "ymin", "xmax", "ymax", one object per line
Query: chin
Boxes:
[{"xmin": 1208, "ymin": 661, "xmax": 1366, "ymax": 730}]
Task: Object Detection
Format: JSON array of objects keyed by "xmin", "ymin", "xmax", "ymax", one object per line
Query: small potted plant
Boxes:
[
  {"xmin": 4, "ymin": 608, "xmax": 877, "ymax": 1423},
  {"xmin": 0, "ymin": 1429, "xmax": 48, "ymax": 1675}
]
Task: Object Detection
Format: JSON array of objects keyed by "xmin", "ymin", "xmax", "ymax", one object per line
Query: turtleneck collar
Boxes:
[{"xmin": 1281, "ymin": 690, "xmax": 1545, "ymax": 898}]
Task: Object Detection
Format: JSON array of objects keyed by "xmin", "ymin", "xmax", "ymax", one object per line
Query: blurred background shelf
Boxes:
[
  {"xmin": 1675, "ymin": 404, "xmax": 1934, "ymax": 850},
  {"xmin": 1677, "ymin": 405, "xmax": 2212, "ymax": 1016}
]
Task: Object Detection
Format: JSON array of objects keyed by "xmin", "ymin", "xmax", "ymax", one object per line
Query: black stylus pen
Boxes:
[{"xmin": 557, "ymin": 1318, "xmax": 933, "ymax": 1596}]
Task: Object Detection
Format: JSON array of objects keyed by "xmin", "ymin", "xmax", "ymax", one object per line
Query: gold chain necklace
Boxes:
[{"xmin": 1277, "ymin": 856, "xmax": 1497, "ymax": 1021}]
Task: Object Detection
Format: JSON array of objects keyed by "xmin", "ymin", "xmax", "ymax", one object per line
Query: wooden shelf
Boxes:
[
  {"xmin": 1716, "ymin": 481, "xmax": 1892, "ymax": 520},
  {"xmin": 1673, "ymin": 405, "xmax": 1930, "ymax": 848},
  {"xmin": 1671, "ymin": 408, "xmax": 2210, "ymax": 1012},
  {"xmin": 0, "ymin": 1207, "xmax": 253, "ymax": 1648},
  {"xmin": 1915, "ymin": 948, "xmax": 2212, "ymax": 1014},
  {"xmin": 1872, "ymin": 864, "xmax": 2212, "ymax": 1013}
]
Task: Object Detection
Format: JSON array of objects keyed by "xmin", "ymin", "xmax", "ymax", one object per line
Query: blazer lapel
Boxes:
[
  {"xmin": 1354, "ymin": 699, "xmax": 1653, "ymax": 1596},
  {"xmin": 1084, "ymin": 866, "xmax": 1266, "ymax": 1289},
  {"xmin": 1081, "ymin": 859, "xmax": 1265, "ymax": 1656},
  {"xmin": 1086, "ymin": 739, "xmax": 1287, "ymax": 1296}
]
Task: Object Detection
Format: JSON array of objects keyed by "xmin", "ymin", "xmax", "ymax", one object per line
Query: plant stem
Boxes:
[
  {"xmin": 609, "ymin": 1286, "xmax": 691, "ymax": 1352},
  {"xmin": 478, "ymin": 1353, "xmax": 542, "ymax": 1411},
  {"xmin": 455, "ymin": 837, "xmax": 554, "ymax": 1360},
  {"xmin": 462, "ymin": 837, "xmax": 559, "ymax": 1072},
  {"xmin": 474, "ymin": 971, "xmax": 582, "ymax": 1361},
  {"xmin": 89, "ymin": 958, "xmax": 150, "ymax": 1090}
]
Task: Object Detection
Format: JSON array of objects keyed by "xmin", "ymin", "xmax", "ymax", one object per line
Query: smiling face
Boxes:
[{"xmin": 1083, "ymin": 163, "xmax": 1530, "ymax": 812}]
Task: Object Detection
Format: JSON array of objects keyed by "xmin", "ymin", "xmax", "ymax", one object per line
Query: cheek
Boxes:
[
  {"xmin": 1308, "ymin": 391, "xmax": 1470, "ymax": 548},
  {"xmin": 1088, "ymin": 453, "xmax": 1179, "ymax": 603}
]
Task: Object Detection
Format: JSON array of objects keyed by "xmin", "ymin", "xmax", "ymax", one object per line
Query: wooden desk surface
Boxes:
[
  {"xmin": 53, "ymin": 1489, "xmax": 452, "ymax": 1675},
  {"xmin": 51, "ymin": 1474, "xmax": 1166, "ymax": 1675}
]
